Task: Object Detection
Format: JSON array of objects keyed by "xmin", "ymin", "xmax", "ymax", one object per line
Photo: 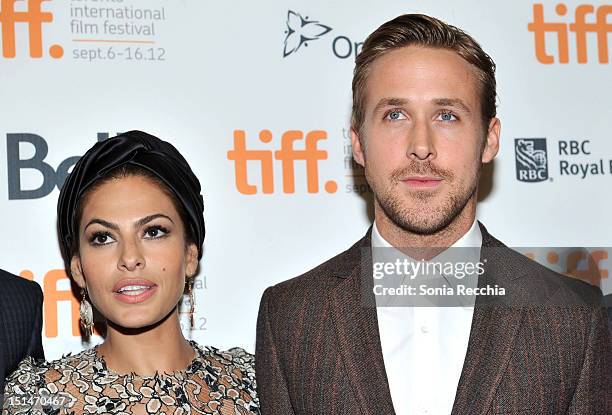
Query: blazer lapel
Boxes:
[
  {"xmin": 329, "ymin": 230, "xmax": 396, "ymax": 415},
  {"xmin": 451, "ymin": 223, "xmax": 525, "ymax": 414}
]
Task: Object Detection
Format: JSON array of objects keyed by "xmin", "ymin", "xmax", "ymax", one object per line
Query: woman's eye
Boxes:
[
  {"xmin": 385, "ymin": 110, "xmax": 406, "ymax": 121},
  {"xmin": 144, "ymin": 226, "xmax": 168, "ymax": 239},
  {"xmin": 438, "ymin": 111, "xmax": 457, "ymax": 121},
  {"xmin": 91, "ymin": 232, "xmax": 114, "ymax": 246}
]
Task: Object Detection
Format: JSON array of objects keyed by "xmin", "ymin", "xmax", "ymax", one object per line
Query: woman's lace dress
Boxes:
[{"xmin": 2, "ymin": 341, "xmax": 259, "ymax": 415}]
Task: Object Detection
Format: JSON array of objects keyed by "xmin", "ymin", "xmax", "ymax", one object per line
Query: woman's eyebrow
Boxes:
[
  {"xmin": 84, "ymin": 218, "xmax": 117, "ymax": 232},
  {"xmin": 83, "ymin": 214, "xmax": 173, "ymax": 232},
  {"xmin": 135, "ymin": 213, "xmax": 174, "ymax": 228}
]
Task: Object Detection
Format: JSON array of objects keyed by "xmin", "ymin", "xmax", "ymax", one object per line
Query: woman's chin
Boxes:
[
  {"xmin": 107, "ymin": 314, "xmax": 164, "ymax": 332},
  {"xmin": 105, "ymin": 307, "xmax": 177, "ymax": 333}
]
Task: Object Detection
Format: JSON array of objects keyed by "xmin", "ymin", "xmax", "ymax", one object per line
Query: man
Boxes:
[
  {"xmin": 0, "ymin": 269, "xmax": 45, "ymax": 408},
  {"xmin": 256, "ymin": 14, "xmax": 610, "ymax": 415}
]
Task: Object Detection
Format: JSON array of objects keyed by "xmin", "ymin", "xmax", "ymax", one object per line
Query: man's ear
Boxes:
[
  {"xmin": 351, "ymin": 127, "xmax": 365, "ymax": 167},
  {"xmin": 70, "ymin": 255, "xmax": 86, "ymax": 288},
  {"xmin": 185, "ymin": 243, "xmax": 199, "ymax": 278},
  {"xmin": 481, "ymin": 117, "xmax": 501, "ymax": 163}
]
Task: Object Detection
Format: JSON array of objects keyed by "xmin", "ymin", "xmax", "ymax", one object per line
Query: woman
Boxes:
[{"xmin": 3, "ymin": 131, "xmax": 259, "ymax": 414}]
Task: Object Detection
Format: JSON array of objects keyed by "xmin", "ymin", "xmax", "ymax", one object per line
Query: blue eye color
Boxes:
[
  {"xmin": 440, "ymin": 112, "xmax": 456, "ymax": 121},
  {"xmin": 387, "ymin": 110, "xmax": 404, "ymax": 120}
]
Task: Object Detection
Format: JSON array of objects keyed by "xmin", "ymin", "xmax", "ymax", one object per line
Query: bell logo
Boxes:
[
  {"xmin": 528, "ymin": 3, "xmax": 612, "ymax": 64},
  {"xmin": 0, "ymin": 0, "xmax": 63, "ymax": 58},
  {"xmin": 227, "ymin": 130, "xmax": 338, "ymax": 195}
]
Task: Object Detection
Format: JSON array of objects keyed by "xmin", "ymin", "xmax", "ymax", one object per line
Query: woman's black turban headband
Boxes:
[{"xmin": 57, "ymin": 130, "xmax": 205, "ymax": 260}]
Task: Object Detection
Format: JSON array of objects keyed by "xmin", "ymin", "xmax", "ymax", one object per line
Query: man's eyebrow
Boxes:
[
  {"xmin": 433, "ymin": 98, "xmax": 471, "ymax": 114},
  {"xmin": 372, "ymin": 97, "xmax": 472, "ymax": 115},
  {"xmin": 83, "ymin": 214, "xmax": 173, "ymax": 232},
  {"xmin": 373, "ymin": 97, "xmax": 410, "ymax": 114}
]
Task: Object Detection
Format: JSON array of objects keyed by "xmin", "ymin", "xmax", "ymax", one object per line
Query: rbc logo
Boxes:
[
  {"xmin": 0, "ymin": 0, "xmax": 63, "ymax": 58},
  {"xmin": 515, "ymin": 138, "xmax": 549, "ymax": 183}
]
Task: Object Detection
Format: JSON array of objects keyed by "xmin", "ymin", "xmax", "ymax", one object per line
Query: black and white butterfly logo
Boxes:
[{"xmin": 283, "ymin": 10, "xmax": 332, "ymax": 57}]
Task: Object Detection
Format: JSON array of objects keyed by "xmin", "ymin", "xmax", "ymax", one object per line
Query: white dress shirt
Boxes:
[{"xmin": 372, "ymin": 220, "xmax": 482, "ymax": 415}]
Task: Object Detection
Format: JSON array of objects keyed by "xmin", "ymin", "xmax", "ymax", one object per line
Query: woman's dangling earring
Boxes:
[
  {"xmin": 80, "ymin": 287, "xmax": 94, "ymax": 336},
  {"xmin": 187, "ymin": 277, "xmax": 195, "ymax": 329}
]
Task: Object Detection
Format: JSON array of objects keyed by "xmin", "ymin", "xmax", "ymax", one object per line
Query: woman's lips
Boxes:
[{"xmin": 113, "ymin": 279, "xmax": 157, "ymax": 304}]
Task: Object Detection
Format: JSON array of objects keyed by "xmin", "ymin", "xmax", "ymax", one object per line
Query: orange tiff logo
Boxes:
[
  {"xmin": 528, "ymin": 3, "xmax": 612, "ymax": 64},
  {"xmin": 0, "ymin": 0, "xmax": 63, "ymax": 58},
  {"xmin": 20, "ymin": 269, "xmax": 96, "ymax": 338},
  {"xmin": 227, "ymin": 129, "xmax": 338, "ymax": 194}
]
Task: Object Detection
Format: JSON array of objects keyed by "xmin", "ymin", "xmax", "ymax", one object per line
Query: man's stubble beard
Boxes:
[{"xmin": 367, "ymin": 160, "xmax": 480, "ymax": 236}]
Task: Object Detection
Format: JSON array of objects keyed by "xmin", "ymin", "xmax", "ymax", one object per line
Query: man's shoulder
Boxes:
[
  {"xmin": 482, "ymin": 227, "xmax": 603, "ymax": 306},
  {"xmin": 265, "ymin": 232, "xmax": 368, "ymax": 298},
  {"xmin": 0, "ymin": 268, "xmax": 43, "ymax": 304}
]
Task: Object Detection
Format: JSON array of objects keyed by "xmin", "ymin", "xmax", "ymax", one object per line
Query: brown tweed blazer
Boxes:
[{"xmin": 255, "ymin": 223, "xmax": 610, "ymax": 414}]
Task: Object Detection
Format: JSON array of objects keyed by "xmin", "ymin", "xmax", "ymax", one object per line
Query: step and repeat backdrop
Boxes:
[{"xmin": 1, "ymin": 0, "xmax": 610, "ymax": 360}]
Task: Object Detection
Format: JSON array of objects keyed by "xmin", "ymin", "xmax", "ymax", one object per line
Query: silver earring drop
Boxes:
[{"xmin": 80, "ymin": 287, "xmax": 94, "ymax": 336}]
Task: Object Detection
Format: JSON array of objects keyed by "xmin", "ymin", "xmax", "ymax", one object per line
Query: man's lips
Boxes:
[{"xmin": 401, "ymin": 176, "xmax": 443, "ymax": 188}]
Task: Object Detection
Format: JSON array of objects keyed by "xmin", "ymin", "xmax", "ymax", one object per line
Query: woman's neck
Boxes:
[{"xmin": 97, "ymin": 309, "xmax": 195, "ymax": 376}]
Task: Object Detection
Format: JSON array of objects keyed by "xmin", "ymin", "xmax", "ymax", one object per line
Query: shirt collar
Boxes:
[
  {"xmin": 371, "ymin": 219, "xmax": 482, "ymax": 307},
  {"xmin": 371, "ymin": 218, "xmax": 482, "ymax": 250}
]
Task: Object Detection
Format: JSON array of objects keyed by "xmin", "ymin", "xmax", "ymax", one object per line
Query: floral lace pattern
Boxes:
[{"xmin": 2, "ymin": 341, "xmax": 259, "ymax": 414}]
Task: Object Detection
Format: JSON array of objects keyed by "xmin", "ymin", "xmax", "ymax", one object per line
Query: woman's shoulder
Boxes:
[
  {"xmin": 5, "ymin": 347, "xmax": 98, "ymax": 388},
  {"xmin": 189, "ymin": 342, "xmax": 259, "ymax": 412},
  {"xmin": 4, "ymin": 355, "xmax": 49, "ymax": 389},
  {"xmin": 207, "ymin": 344, "xmax": 255, "ymax": 367},
  {"xmin": 193, "ymin": 342, "xmax": 255, "ymax": 374},
  {"xmin": 3, "ymin": 348, "xmax": 97, "ymax": 414}
]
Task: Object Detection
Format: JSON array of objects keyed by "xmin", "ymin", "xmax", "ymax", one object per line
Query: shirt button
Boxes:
[{"xmin": 420, "ymin": 326, "xmax": 429, "ymax": 333}]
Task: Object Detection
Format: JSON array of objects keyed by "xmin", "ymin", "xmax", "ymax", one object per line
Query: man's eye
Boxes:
[
  {"xmin": 438, "ymin": 111, "xmax": 457, "ymax": 121},
  {"xmin": 144, "ymin": 226, "xmax": 169, "ymax": 239},
  {"xmin": 385, "ymin": 110, "xmax": 406, "ymax": 121}
]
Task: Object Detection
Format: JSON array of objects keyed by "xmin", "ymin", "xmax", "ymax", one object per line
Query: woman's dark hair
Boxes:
[{"xmin": 57, "ymin": 131, "xmax": 205, "ymax": 265}]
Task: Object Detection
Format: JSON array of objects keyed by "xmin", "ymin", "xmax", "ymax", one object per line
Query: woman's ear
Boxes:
[
  {"xmin": 185, "ymin": 243, "xmax": 199, "ymax": 278},
  {"xmin": 70, "ymin": 255, "xmax": 86, "ymax": 288}
]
